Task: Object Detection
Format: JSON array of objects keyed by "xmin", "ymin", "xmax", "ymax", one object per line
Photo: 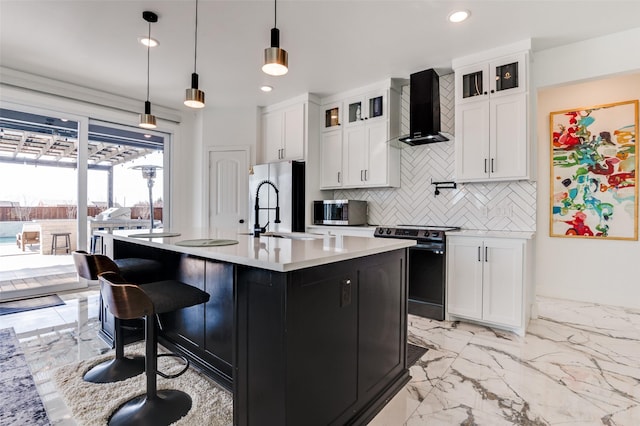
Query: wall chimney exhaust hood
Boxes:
[{"xmin": 399, "ymin": 68, "xmax": 449, "ymax": 145}]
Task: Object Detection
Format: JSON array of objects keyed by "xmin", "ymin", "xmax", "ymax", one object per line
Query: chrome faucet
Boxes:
[{"xmin": 254, "ymin": 180, "xmax": 281, "ymax": 237}]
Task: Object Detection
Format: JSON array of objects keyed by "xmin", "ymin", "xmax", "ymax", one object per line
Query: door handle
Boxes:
[
  {"xmin": 364, "ymin": 170, "xmax": 368, "ymax": 181},
  {"xmin": 360, "ymin": 170, "xmax": 364, "ymax": 181},
  {"xmin": 491, "ymin": 158, "xmax": 495, "ymax": 173},
  {"xmin": 477, "ymin": 246, "xmax": 481, "ymax": 262},
  {"xmin": 484, "ymin": 159, "xmax": 488, "ymax": 173},
  {"xmin": 337, "ymin": 172, "xmax": 341, "ymax": 183},
  {"xmin": 485, "ymin": 246, "xmax": 488, "ymax": 262}
]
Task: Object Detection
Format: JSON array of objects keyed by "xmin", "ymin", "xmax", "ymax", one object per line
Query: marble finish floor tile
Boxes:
[{"xmin": 1, "ymin": 290, "xmax": 638, "ymax": 425}]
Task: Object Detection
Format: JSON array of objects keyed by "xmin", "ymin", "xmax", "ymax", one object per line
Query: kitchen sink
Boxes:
[{"xmin": 261, "ymin": 232, "xmax": 326, "ymax": 241}]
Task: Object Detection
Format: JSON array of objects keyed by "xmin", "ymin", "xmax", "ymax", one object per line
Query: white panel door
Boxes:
[
  {"xmin": 283, "ymin": 104, "xmax": 304, "ymax": 160},
  {"xmin": 489, "ymin": 93, "xmax": 528, "ymax": 180},
  {"xmin": 455, "ymin": 101, "xmax": 490, "ymax": 181},
  {"xmin": 209, "ymin": 149, "xmax": 248, "ymax": 231},
  {"xmin": 320, "ymin": 129, "xmax": 343, "ymax": 188},
  {"xmin": 365, "ymin": 120, "xmax": 388, "ymax": 186},
  {"xmin": 343, "ymin": 125, "xmax": 366, "ymax": 186},
  {"xmin": 261, "ymin": 111, "xmax": 282, "ymax": 163},
  {"xmin": 482, "ymin": 238, "xmax": 523, "ymax": 327},
  {"xmin": 447, "ymin": 237, "xmax": 484, "ymax": 320}
]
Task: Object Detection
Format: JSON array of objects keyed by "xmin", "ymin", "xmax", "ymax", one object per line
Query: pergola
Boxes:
[{"xmin": 0, "ymin": 108, "xmax": 163, "ymax": 207}]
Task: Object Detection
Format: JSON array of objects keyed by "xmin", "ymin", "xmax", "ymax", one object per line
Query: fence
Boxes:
[{"xmin": 0, "ymin": 206, "xmax": 162, "ymax": 221}]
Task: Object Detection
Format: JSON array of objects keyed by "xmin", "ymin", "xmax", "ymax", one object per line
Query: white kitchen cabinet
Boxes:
[
  {"xmin": 320, "ymin": 129, "xmax": 343, "ymax": 188},
  {"xmin": 319, "ymin": 79, "xmax": 402, "ymax": 190},
  {"xmin": 453, "ymin": 46, "xmax": 531, "ymax": 182},
  {"xmin": 455, "ymin": 52, "xmax": 526, "ymax": 105},
  {"xmin": 343, "ymin": 90, "xmax": 386, "ymax": 127},
  {"xmin": 322, "ymin": 101, "xmax": 342, "ymax": 132},
  {"xmin": 447, "ymin": 233, "xmax": 534, "ymax": 335},
  {"xmin": 343, "ymin": 120, "xmax": 389, "ymax": 187},
  {"xmin": 260, "ymin": 103, "xmax": 304, "ymax": 163}
]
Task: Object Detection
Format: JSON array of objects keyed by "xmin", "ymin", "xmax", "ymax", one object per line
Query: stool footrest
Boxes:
[{"xmin": 157, "ymin": 353, "xmax": 189, "ymax": 379}]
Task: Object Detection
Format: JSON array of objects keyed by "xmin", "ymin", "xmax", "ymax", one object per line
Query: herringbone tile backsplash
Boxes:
[{"xmin": 334, "ymin": 73, "xmax": 537, "ymax": 231}]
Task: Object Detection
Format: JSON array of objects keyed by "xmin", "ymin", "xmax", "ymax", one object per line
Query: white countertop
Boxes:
[
  {"xmin": 446, "ymin": 229, "xmax": 535, "ymax": 239},
  {"xmin": 100, "ymin": 228, "xmax": 415, "ymax": 272}
]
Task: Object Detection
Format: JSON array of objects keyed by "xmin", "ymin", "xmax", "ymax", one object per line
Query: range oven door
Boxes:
[{"xmin": 407, "ymin": 242, "xmax": 446, "ymax": 320}]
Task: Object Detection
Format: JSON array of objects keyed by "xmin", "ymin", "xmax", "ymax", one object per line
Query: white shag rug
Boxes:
[{"xmin": 52, "ymin": 344, "xmax": 233, "ymax": 426}]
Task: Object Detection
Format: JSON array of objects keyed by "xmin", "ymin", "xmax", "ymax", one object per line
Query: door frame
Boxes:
[{"xmin": 204, "ymin": 145, "xmax": 251, "ymax": 230}]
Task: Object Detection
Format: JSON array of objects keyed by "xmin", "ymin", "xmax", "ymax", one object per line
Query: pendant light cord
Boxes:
[
  {"xmin": 274, "ymin": 0, "xmax": 277, "ymax": 28},
  {"xmin": 193, "ymin": 0, "xmax": 199, "ymax": 73},
  {"xmin": 146, "ymin": 21, "xmax": 151, "ymax": 102}
]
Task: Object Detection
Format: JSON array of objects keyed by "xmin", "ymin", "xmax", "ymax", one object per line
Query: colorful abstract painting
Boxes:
[{"xmin": 550, "ymin": 100, "xmax": 638, "ymax": 240}]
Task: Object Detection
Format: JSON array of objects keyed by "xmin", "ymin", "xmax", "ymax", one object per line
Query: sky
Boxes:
[{"xmin": 0, "ymin": 152, "xmax": 163, "ymax": 207}]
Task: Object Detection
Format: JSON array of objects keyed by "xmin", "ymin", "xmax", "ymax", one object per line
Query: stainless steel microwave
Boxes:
[{"xmin": 313, "ymin": 200, "xmax": 367, "ymax": 226}]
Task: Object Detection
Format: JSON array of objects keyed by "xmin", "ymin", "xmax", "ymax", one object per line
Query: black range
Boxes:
[{"xmin": 374, "ymin": 225, "xmax": 460, "ymax": 320}]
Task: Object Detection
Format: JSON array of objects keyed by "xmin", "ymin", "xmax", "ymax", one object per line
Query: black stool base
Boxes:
[
  {"xmin": 108, "ymin": 390, "xmax": 192, "ymax": 426},
  {"xmin": 83, "ymin": 356, "xmax": 145, "ymax": 383}
]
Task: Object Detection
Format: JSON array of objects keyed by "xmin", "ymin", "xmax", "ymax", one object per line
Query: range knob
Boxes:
[
  {"xmin": 377, "ymin": 228, "xmax": 385, "ymax": 235},
  {"xmin": 386, "ymin": 228, "xmax": 392, "ymax": 235}
]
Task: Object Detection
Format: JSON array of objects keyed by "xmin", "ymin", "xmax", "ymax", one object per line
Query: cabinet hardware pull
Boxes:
[
  {"xmin": 364, "ymin": 170, "xmax": 368, "ymax": 181},
  {"xmin": 484, "ymin": 159, "xmax": 488, "ymax": 173},
  {"xmin": 485, "ymin": 246, "xmax": 488, "ymax": 262},
  {"xmin": 360, "ymin": 170, "xmax": 364, "ymax": 181},
  {"xmin": 491, "ymin": 159, "xmax": 495, "ymax": 173},
  {"xmin": 337, "ymin": 172, "xmax": 341, "ymax": 183},
  {"xmin": 490, "ymin": 89, "xmax": 495, "ymax": 93},
  {"xmin": 483, "ymin": 91, "xmax": 487, "ymax": 95},
  {"xmin": 478, "ymin": 246, "xmax": 481, "ymax": 262}
]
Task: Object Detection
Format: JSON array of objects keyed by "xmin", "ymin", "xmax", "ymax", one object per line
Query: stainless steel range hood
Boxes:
[{"xmin": 399, "ymin": 69, "xmax": 449, "ymax": 145}]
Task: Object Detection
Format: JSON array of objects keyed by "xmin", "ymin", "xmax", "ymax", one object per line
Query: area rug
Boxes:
[
  {"xmin": 53, "ymin": 344, "xmax": 233, "ymax": 426},
  {"xmin": 0, "ymin": 327, "xmax": 51, "ymax": 425},
  {"xmin": 407, "ymin": 343, "xmax": 428, "ymax": 366},
  {"xmin": 0, "ymin": 294, "xmax": 65, "ymax": 316}
]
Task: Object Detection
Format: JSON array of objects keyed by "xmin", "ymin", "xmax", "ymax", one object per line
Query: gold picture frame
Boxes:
[{"xmin": 549, "ymin": 99, "xmax": 638, "ymax": 240}]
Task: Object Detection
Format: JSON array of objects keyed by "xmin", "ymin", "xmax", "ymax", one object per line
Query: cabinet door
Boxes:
[
  {"xmin": 320, "ymin": 129, "xmax": 343, "ymax": 188},
  {"xmin": 282, "ymin": 104, "xmax": 304, "ymax": 160},
  {"xmin": 204, "ymin": 260, "xmax": 234, "ymax": 378},
  {"xmin": 322, "ymin": 102, "xmax": 342, "ymax": 131},
  {"xmin": 455, "ymin": 63, "xmax": 489, "ymax": 105},
  {"xmin": 343, "ymin": 125, "xmax": 366, "ymax": 186},
  {"xmin": 482, "ymin": 238, "xmax": 523, "ymax": 327},
  {"xmin": 364, "ymin": 91, "xmax": 386, "ymax": 123},
  {"xmin": 455, "ymin": 101, "xmax": 490, "ymax": 182},
  {"xmin": 262, "ymin": 110, "xmax": 282, "ymax": 163},
  {"xmin": 489, "ymin": 94, "xmax": 528, "ymax": 180},
  {"xmin": 364, "ymin": 120, "xmax": 388, "ymax": 186},
  {"xmin": 287, "ymin": 269, "xmax": 358, "ymax": 425},
  {"xmin": 447, "ymin": 237, "xmax": 484, "ymax": 319},
  {"xmin": 489, "ymin": 53, "xmax": 526, "ymax": 98}
]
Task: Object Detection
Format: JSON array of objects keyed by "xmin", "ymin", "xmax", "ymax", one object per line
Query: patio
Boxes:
[{"xmin": 0, "ymin": 243, "xmax": 81, "ymax": 301}]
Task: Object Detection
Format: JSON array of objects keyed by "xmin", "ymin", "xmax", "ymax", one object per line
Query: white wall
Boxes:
[
  {"xmin": 196, "ymin": 106, "xmax": 260, "ymax": 227},
  {"xmin": 533, "ymin": 28, "xmax": 640, "ymax": 309}
]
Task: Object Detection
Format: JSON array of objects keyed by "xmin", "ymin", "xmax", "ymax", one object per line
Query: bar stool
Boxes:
[
  {"xmin": 51, "ymin": 232, "xmax": 71, "ymax": 254},
  {"xmin": 72, "ymin": 251, "xmax": 163, "ymax": 383},
  {"xmin": 99, "ymin": 271, "xmax": 210, "ymax": 426}
]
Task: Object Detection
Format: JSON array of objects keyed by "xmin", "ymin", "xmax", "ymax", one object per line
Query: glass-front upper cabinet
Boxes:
[
  {"xmin": 344, "ymin": 91, "xmax": 386, "ymax": 127},
  {"xmin": 322, "ymin": 102, "xmax": 342, "ymax": 132},
  {"xmin": 456, "ymin": 52, "xmax": 526, "ymax": 104}
]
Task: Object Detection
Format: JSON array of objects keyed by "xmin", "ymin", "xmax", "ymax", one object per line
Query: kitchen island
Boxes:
[{"xmin": 99, "ymin": 228, "xmax": 415, "ymax": 426}]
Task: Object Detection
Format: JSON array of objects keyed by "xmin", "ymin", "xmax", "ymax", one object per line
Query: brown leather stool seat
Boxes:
[
  {"xmin": 99, "ymin": 272, "xmax": 210, "ymax": 426},
  {"xmin": 72, "ymin": 250, "xmax": 163, "ymax": 383}
]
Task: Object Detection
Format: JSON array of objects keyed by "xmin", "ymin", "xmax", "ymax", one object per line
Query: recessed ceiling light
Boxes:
[
  {"xmin": 448, "ymin": 10, "xmax": 470, "ymax": 23},
  {"xmin": 260, "ymin": 85, "xmax": 273, "ymax": 92},
  {"xmin": 138, "ymin": 36, "xmax": 159, "ymax": 47}
]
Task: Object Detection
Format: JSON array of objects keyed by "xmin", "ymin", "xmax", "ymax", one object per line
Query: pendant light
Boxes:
[
  {"xmin": 139, "ymin": 11, "xmax": 158, "ymax": 129},
  {"xmin": 184, "ymin": 0, "xmax": 205, "ymax": 108},
  {"xmin": 262, "ymin": 0, "xmax": 288, "ymax": 76}
]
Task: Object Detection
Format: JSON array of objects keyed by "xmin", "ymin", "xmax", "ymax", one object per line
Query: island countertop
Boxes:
[{"xmin": 99, "ymin": 228, "xmax": 415, "ymax": 272}]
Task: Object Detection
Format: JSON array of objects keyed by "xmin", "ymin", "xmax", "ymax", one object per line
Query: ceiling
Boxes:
[{"xmin": 1, "ymin": 1, "xmax": 640, "ymax": 112}]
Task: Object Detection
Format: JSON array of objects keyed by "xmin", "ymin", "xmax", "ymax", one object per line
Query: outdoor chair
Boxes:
[{"xmin": 16, "ymin": 223, "xmax": 41, "ymax": 251}]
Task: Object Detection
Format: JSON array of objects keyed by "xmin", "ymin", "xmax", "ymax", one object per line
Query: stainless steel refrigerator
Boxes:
[{"xmin": 248, "ymin": 161, "xmax": 305, "ymax": 234}]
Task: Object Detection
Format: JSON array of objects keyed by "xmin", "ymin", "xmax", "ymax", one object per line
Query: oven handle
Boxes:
[{"xmin": 412, "ymin": 243, "xmax": 445, "ymax": 254}]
